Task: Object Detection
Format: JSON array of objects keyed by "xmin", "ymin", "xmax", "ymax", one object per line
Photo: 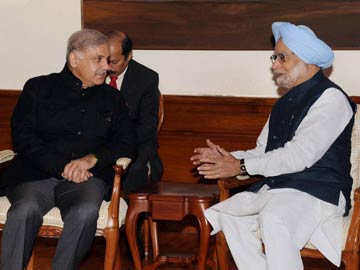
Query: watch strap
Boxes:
[{"xmin": 239, "ymin": 159, "xmax": 248, "ymax": 176}]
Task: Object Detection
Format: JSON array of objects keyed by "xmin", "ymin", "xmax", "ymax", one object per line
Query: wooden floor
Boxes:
[{"xmin": 0, "ymin": 229, "xmax": 343, "ymax": 270}]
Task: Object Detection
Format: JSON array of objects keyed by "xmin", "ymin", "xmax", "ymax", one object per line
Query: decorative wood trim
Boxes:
[
  {"xmin": 83, "ymin": 0, "xmax": 360, "ymax": 50},
  {"xmin": 0, "ymin": 90, "xmax": 21, "ymax": 150},
  {"xmin": 38, "ymin": 226, "xmax": 63, "ymax": 238}
]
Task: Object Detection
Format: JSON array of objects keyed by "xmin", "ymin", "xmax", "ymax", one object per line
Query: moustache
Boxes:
[
  {"xmin": 96, "ymin": 70, "xmax": 107, "ymax": 76},
  {"xmin": 273, "ymin": 71, "xmax": 286, "ymax": 77}
]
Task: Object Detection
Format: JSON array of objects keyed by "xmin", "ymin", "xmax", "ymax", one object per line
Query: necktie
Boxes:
[{"xmin": 109, "ymin": 76, "xmax": 118, "ymax": 89}]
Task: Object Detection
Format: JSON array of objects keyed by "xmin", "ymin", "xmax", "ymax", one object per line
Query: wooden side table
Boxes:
[{"xmin": 125, "ymin": 182, "xmax": 219, "ymax": 270}]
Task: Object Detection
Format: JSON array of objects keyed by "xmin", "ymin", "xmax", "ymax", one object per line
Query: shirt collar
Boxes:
[{"xmin": 60, "ymin": 63, "xmax": 83, "ymax": 90}]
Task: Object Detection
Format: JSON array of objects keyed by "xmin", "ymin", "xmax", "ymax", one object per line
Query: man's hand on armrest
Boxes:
[{"xmin": 61, "ymin": 154, "xmax": 98, "ymax": 183}]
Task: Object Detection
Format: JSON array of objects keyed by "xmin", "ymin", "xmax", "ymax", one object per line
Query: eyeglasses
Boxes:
[{"xmin": 270, "ymin": 52, "xmax": 294, "ymax": 64}]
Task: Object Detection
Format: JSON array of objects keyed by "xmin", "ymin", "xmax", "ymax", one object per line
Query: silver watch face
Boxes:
[{"xmin": 240, "ymin": 165, "xmax": 246, "ymax": 172}]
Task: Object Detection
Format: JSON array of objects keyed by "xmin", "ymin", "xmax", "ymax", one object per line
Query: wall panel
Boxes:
[
  {"xmin": 2, "ymin": 90, "xmax": 360, "ymax": 183},
  {"xmin": 83, "ymin": 1, "xmax": 360, "ymax": 50}
]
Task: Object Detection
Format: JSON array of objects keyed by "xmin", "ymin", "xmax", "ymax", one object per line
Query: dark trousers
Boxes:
[
  {"xmin": 122, "ymin": 157, "xmax": 149, "ymax": 193},
  {"xmin": 122, "ymin": 150, "xmax": 163, "ymax": 193},
  {"xmin": 1, "ymin": 177, "xmax": 106, "ymax": 270}
]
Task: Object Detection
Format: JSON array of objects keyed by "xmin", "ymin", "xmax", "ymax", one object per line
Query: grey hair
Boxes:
[{"xmin": 66, "ymin": 28, "xmax": 108, "ymax": 61}]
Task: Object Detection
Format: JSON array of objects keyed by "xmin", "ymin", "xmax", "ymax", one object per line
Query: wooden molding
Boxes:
[
  {"xmin": 0, "ymin": 90, "xmax": 21, "ymax": 150},
  {"xmin": 83, "ymin": 0, "xmax": 360, "ymax": 50}
]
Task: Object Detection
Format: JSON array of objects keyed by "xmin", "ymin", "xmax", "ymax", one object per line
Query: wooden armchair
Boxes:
[
  {"xmin": 216, "ymin": 104, "xmax": 360, "ymax": 270},
  {"xmin": 0, "ymin": 152, "xmax": 131, "ymax": 270}
]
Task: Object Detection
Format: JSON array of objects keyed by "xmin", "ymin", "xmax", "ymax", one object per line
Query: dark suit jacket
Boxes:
[{"xmin": 120, "ymin": 59, "xmax": 163, "ymax": 192}]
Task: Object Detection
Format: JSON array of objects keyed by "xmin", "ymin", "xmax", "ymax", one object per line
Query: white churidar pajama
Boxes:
[
  {"xmin": 205, "ymin": 186, "xmax": 345, "ymax": 270},
  {"xmin": 205, "ymin": 88, "xmax": 353, "ymax": 270}
]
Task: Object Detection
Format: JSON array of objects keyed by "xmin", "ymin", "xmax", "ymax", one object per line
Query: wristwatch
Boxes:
[{"xmin": 239, "ymin": 159, "xmax": 248, "ymax": 176}]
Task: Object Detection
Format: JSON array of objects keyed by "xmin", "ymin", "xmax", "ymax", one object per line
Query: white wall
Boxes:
[
  {"xmin": 1, "ymin": 0, "xmax": 360, "ymax": 97},
  {"xmin": 0, "ymin": 0, "xmax": 81, "ymax": 89},
  {"xmin": 135, "ymin": 50, "xmax": 360, "ymax": 97}
]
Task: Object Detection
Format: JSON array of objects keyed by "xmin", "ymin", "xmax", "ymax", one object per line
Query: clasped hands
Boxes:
[
  {"xmin": 190, "ymin": 139, "xmax": 241, "ymax": 179},
  {"xmin": 61, "ymin": 154, "xmax": 98, "ymax": 183}
]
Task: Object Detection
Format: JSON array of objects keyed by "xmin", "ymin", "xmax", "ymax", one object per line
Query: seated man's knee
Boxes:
[
  {"xmin": 68, "ymin": 202, "xmax": 100, "ymax": 225},
  {"xmin": 7, "ymin": 200, "xmax": 43, "ymax": 222}
]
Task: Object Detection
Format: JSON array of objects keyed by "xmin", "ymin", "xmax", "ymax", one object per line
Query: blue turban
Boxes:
[{"xmin": 272, "ymin": 22, "xmax": 334, "ymax": 69}]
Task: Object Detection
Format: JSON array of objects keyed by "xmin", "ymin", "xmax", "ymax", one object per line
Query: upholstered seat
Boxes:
[{"xmin": 0, "ymin": 193, "xmax": 128, "ymax": 232}]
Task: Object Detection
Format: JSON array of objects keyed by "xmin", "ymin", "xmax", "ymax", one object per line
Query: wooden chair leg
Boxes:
[
  {"xmin": 216, "ymin": 232, "xmax": 230, "ymax": 270},
  {"xmin": 114, "ymin": 244, "xmax": 121, "ymax": 270},
  {"xmin": 148, "ymin": 217, "xmax": 159, "ymax": 260},
  {"xmin": 207, "ymin": 239, "xmax": 219, "ymax": 270},
  {"xmin": 26, "ymin": 247, "xmax": 35, "ymax": 270},
  {"xmin": 104, "ymin": 228, "xmax": 120, "ymax": 270},
  {"xmin": 125, "ymin": 209, "xmax": 143, "ymax": 270},
  {"xmin": 342, "ymin": 252, "xmax": 360, "ymax": 270},
  {"xmin": 196, "ymin": 213, "xmax": 211, "ymax": 270},
  {"xmin": 143, "ymin": 214, "xmax": 150, "ymax": 261}
]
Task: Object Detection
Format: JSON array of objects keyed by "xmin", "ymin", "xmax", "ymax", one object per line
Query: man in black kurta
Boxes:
[{"xmin": 0, "ymin": 29, "xmax": 136, "ymax": 270}]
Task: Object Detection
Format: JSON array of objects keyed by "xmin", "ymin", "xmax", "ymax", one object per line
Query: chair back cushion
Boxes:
[{"xmin": 350, "ymin": 104, "xmax": 360, "ymax": 203}]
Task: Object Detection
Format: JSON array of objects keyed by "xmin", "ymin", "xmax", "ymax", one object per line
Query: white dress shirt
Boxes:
[{"xmin": 105, "ymin": 66, "xmax": 128, "ymax": 91}]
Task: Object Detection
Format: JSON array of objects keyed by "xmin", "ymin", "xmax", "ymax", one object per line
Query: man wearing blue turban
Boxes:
[{"xmin": 191, "ymin": 22, "xmax": 356, "ymax": 270}]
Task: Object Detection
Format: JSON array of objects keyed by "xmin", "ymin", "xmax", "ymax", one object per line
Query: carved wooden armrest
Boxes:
[
  {"xmin": 0, "ymin": 150, "xmax": 15, "ymax": 164},
  {"xmin": 106, "ymin": 157, "xmax": 132, "ymax": 228},
  {"xmin": 0, "ymin": 150, "xmax": 15, "ymax": 172},
  {"xmin": 218, "ymin": 176, "xmax": 260, "ymax": 201},
  {"xmin": 354, "ymin": 187, "xmax": 360, "ymax": 202},
  {"xmin": 344, "ymin": 187, "xmax": 360, "ymax": 251}
]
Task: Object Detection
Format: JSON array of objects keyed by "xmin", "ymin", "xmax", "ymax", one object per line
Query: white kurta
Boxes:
[{"xmin": 206, "ymin": 88, "xmax": 353, "ymax": 269}]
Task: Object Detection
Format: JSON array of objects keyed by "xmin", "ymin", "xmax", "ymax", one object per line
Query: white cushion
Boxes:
[
  {"xmin": 304, "ymin": 210, "xmax": 352, "ymax": 250},
  {"xmin": 0, "ymin": 196, "xmax": 128, "ymax": 232},
  {"xmin": 0, "ymin": 157, "xmax": 131, "ymax": 233},
  {"xmin": 350, "ymin": 105, "xmax": 360, "ymax": 200}
]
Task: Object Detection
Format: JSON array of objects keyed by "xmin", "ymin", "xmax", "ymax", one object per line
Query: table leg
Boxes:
[
  {"xmin": 125, "ymin": 207, "xmax": 144, "ymax": 270},
  {"xmin": 148, "ymin": 216, "xmax": 159, "ymax": 260}
]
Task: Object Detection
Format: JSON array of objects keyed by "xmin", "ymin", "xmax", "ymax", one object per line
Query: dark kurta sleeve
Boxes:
[
  {"xmin": 92, "ymin": 92, "xmax": 137, "ymax": 170},
  {"xmin": 11, "ymin": 78, "xmax": 69, "ymax": 178}
]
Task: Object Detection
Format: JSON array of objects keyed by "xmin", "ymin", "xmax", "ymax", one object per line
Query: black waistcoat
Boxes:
[{"xmin": 249, "ymin": 71, "xmax": 356, "ymax": 215}]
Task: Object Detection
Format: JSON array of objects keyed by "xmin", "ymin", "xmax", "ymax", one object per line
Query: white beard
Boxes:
[{"xmin": 275, "ymin": 62, "xmax": 308, "ymax": 89}]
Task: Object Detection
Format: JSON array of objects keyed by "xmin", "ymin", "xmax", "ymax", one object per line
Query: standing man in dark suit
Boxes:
[{"xmin": 107, "ymin": 31, "xmax": 163, "ymax": 193}]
